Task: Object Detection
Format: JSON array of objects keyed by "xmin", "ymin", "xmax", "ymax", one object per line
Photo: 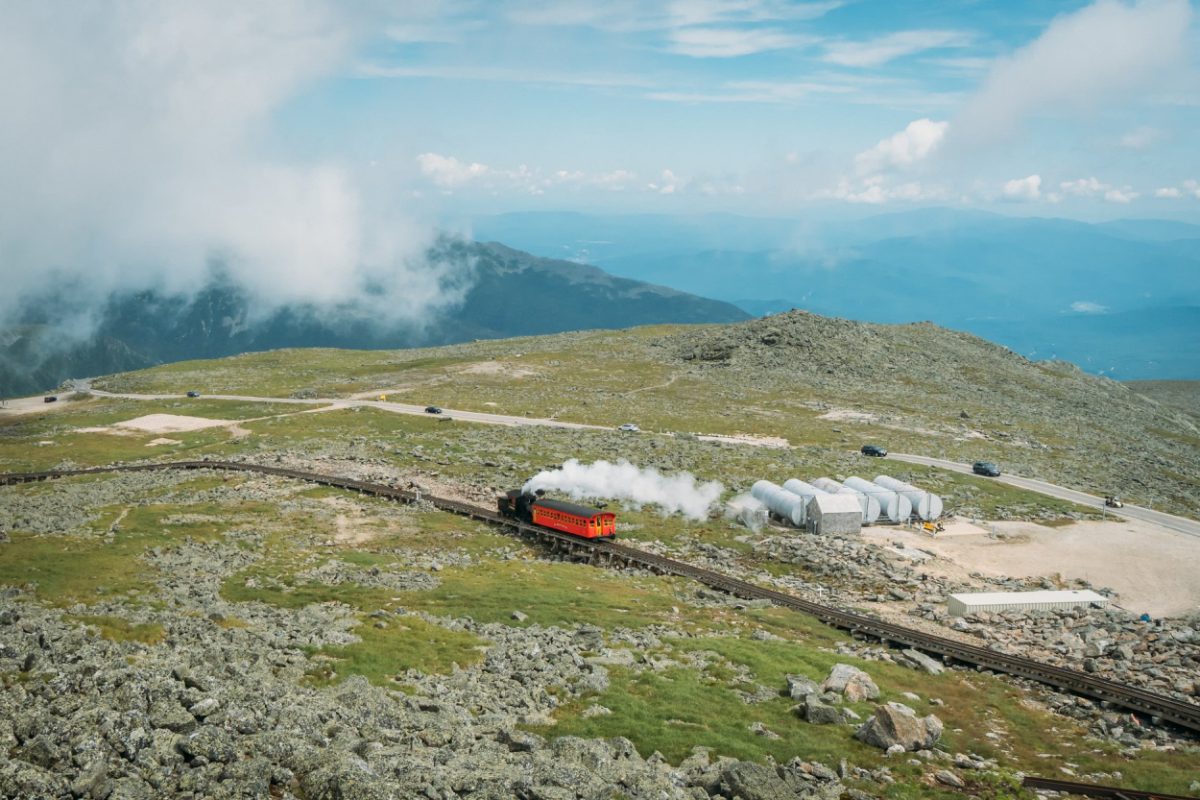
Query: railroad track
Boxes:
[
  {"xmin": 1022, "ymin": 776, "xmax": 1199, "ymax": 799},
  {"xmin": 3, "ymin": 459, "xmax": 1200, "ymax": 736}
]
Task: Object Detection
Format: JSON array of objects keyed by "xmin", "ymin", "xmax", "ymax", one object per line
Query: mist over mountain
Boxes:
[
  {"xmin": 472, "ymin": 209, "xmax": 1200, "ymax": 380},
  {"xmin": 0, "ymin": 241, "xmax": 747, "ymax": 396}
]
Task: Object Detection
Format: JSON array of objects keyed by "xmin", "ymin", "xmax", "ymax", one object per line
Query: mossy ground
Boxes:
[
  {"xmin": 2, "ymin": 336, "xmax": 1197, "ymax": 796},
  {"xmin": 1, "ymin": 470, "xmax": 1196, "ymax": 796}
]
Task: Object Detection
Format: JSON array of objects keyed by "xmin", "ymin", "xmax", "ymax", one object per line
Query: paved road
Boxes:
[
  {"xmin": 887, "ymin": 452, "xmax": 1200, "ymax": 539},
  {"xmin": 8, "ymin": 388, "xmax": 1199, "ymax": 538}
]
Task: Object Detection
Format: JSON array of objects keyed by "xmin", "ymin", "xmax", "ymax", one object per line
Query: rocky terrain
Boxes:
[
  {"xmin": 3, "ymin": 309, "xmax": 1199, "ymax": 798},
  {"xmin": 2, "ymin": 464, "xmax": 1198, "ymax": 798}
]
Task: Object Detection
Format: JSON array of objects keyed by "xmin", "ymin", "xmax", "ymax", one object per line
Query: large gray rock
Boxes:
[
  {"xmin": 786, "ymin": 674, "xmax": 819, "ymax": 700},
  {"xmin": 718, "ymin": 762, "xmax": 795, "ymax": 800},
  {"xmin": 821, "ymin": 664, "xmax": 879, "ymax": 702},
  {"xmin": 802, "ymin": 694, "xmax": 844, "ymax": 725},
  {"xmin": 899, "ymin": 649, "xmax": 944, "ymax": 675},
  {"xmin": 855, "ymin": 703, "xmax": 943, "ymax": 752}
]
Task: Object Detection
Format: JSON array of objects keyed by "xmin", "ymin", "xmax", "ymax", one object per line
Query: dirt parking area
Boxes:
[{"xmin": 865, "ymin": 517, "xmax": 1200, "ymax": 618}]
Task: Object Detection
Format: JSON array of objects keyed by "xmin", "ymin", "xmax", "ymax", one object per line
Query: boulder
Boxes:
[
  {"xmin": 899, "ymin": 649, "xmax": 944, "ymax": 675},
  {"xmin": 718, "ymin": 762, "xmax": 795, "ymax": 800},
  {"xmin": 821, "ymin": 664, "xmax": 879, "ymax": 702},
  {"xmin": 802, "ymin": 694, "xmax": 845, "ymax": 726},
  {"xmin": 786, "ymin": 674, "xmax": 819, "ymax": 700},
  {"xmin": 854, "ymin": 703, "xmax": 943, "ymax": 752}
]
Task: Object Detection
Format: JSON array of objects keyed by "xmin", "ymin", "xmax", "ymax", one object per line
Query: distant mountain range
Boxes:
[
  {"xmin": 0, "ymin": 241, "xmax": 748, "ymax": 395},
  {"xmin": 472, "ymin": 209, "xmax": 1200, "ymax": 379}
]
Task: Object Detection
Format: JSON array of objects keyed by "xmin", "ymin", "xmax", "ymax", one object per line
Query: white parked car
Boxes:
[{"xmin": 617, "ymin": 423, "xmax": 640, "ymax": 433}]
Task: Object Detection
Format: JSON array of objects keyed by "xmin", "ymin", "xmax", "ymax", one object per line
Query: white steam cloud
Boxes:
[
  {"xmin": 0, "ymin": 3, "xmax": 462, "ymax": 332},
  {"xmin": 523, "ymin": 459, "xmax": 724, "ymax": 521}
]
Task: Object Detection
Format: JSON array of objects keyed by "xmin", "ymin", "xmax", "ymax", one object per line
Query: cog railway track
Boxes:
[{"xmin": 3, "ymin": 459, "xmax": 1199, "ymax": 736}]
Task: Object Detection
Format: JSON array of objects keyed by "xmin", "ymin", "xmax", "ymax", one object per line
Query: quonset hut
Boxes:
[
  {"xmin": 873, "ymin": 475, "xmax": 943, "ymax": 521},
  {"xmin": 751, "ymin": 480, "xmax": 807, "ymax": 527},
  {"xmin": 844, "ymin": 476, "xmax": 912, "ymax": 523}
]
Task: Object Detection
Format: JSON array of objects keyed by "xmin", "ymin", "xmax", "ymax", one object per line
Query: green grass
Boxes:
[
  {"xmin": 0, "ymin": 498, "xmax": 267, "ymax": 605},
  {"xmin": 533, "ymin": 631, "xmax": 1200, "ymax": 795},
  {"xmin": 67, "ymin": 614, "xmax": 165, "ymax": 644},
  {"xmin": 305, "ymin": 615, "xmax": 486, "ymax": 686}
]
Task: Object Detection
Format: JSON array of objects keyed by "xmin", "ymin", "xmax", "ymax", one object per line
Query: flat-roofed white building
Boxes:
[{"xmin": 948, "ymin": 589, "xmax": 1108, "ymax": 616}]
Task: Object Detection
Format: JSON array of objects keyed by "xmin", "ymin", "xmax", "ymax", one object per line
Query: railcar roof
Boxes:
[{"xmin": 533, "ymin": 497, "xmax": 614, "ymax": 519}]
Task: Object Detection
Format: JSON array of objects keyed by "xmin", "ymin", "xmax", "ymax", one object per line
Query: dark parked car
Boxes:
[
  {"xmin": 43, "ymin": 396, "xmax": 57, "ymax": 403},
  {"xmin": 973, "ymin": 461, "xmax": 1001, "ymax": 477},
  {"xmin": 860, "ymin": 444, "xmax": 887, "ymax": 457},
  {"xmin": 424, "ymin": 406, "xmax": 442, "ymax": 414},
  {"xmin": 186, "ymin": 391, "xmax": 200, "ymax": 398}
]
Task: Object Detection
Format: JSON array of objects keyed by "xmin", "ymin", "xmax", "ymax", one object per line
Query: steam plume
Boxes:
[{"xmin": 523, "ymin": 459, "xmax": 723, "ymax": 521}]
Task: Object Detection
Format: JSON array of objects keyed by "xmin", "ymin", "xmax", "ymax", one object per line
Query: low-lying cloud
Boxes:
[
  {"xmin": 523, "ymin": 458, "xmax": 724, "ymax": 520},
  {"xmin": 957, "ymin": 0, "xmax": 1192, "ymax": 142},
  {"xmin": 0, "ymin": 3, "xmax": 460, "ymax": 337}
]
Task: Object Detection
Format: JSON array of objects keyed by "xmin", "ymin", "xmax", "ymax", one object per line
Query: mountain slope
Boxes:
[
  {"xmin": 0, "ymin": 240, "xmax": 748, "ymax": 395},
  {"xmin": 473, "ymin": 209, "xmax": 1200, "ymax": 380}
]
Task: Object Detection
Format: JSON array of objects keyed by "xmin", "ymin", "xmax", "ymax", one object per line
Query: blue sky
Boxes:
[
  {"xmin": 1, "ymin": 1, "xmax": 1198, "ymax": 328},
  {"xmin": 271, "ymin": 0, "xmax": 1200, "ymax": 219}
]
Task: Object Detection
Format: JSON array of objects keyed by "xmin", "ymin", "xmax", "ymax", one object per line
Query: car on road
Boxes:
[
  {"xmin": 972, "ymin": 461, "xmax": 1001, "ymax": 477},
  {"xmin": 617, "ymin": 423, "xmax": 640, "ymax": 433},
  {"xmin": 43, "ymin": 396, "xmax": 57, "ymax": 403},
  {"xmin": 860, "ymin": 444, "xmax": 887, "ymax": 457},
  {"xmin": 186, "ymin": 391, "xmax": 201, "ymax": 398},
  {"xmin": 424, "ymin": 406, "xmax": 442, "ymax": 414}
]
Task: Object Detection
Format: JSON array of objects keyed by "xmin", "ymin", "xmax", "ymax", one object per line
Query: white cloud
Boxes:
[
  {"xmin": 1104, "ymin": 187, "xmax": 1139, "ymax": 203},
  {"xmin": 645, "ymin": 79, "xmax": 853, "ymax": 103},
  {"xmin": 1186, "ymin": 179, "xmax": 1200, "ymax": 198},
  {"xmin": 668, "ymin": 26, "xmax": 811, "ymax": 57},
  {"xmin": 1003, "ymin": 174, "xmax": 1042, "ymax": 201},
  {"xmin": 1061, "ymin": 176, "xmax": 1107, "ymax": 196},
  {"xmin": 854, "ymin": 119, "xmax": 949, "ymax": 175},
  {"xmin": 958, "ymin": 0, "xmax": 1192, "ymax": 140},
  {"xmin": 667, "ymin": 0, "xmax": 842, "ymax": 27},
  {"xmin": 822, "ymin": 176, "xmax": 945, "ymax": 204},
  {"xmin": 358, "ymin": 63, "xmax": 653, "ymax": 88},
  {"xmin": 506, "ymin": 0, "xmax": 840, "ymax": 30},
  {"xmin": 1119, "ymin": 125, "xmax": 1163, "ymax": 149},
  {"xmin": 0, "ymin": 3, "xmax": 460, "ymax": 332},
  {"xmin": 1155, "ymin": 187, "xmax": 1182, "ymax": 198},
  {"xmin": 416, "ymin": 153, "xmax": 490, "ymax": 188},
  {"xmin": 823, "ymin": 29, "xmax": 973, "ymax": 67},
  {"xmin": 1060, "ymin": 177, "xmax": 1139, "ymax": 202},
  {"xmin": 648, "ymin": 169, "xmax": 681, "ymax": 194},
  {"xmin": 1071, "ymin": 301, "xmax": 1108, "ymax": 313}
]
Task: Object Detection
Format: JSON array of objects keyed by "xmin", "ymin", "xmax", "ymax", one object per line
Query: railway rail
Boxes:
[
  {"xmin": 1022, "ymin": 776, "xmax": 1199, "ymax": 799},
  {"xmin": 3, "ymin": 459, "xmax": 1199, "ymax": 736}
]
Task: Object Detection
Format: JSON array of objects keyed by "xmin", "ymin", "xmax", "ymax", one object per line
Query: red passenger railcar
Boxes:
[{"xmin": 498, "ymin": 490, "xmax": 617, "ymax": 539}]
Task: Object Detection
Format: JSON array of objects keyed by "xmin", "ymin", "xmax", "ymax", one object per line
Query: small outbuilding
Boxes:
[
  {"xmin": 807, "ymin": 493, "xmax": 863, "ymax": 535},
  {"xmin": 948, "ymin": 589, "xmax": 1108, "ymax": 617}
]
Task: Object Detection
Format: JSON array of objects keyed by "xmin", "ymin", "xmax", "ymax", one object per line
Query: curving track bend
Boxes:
[{"xmin": 2, "ymin": 459, "xmax": 1198, "ymax": 736}]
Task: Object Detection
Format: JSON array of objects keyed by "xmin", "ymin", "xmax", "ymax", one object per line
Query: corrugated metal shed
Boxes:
[
  {"xmin": 808, "ymin": 493, "xmax": 862, "ymax": 535},
  {"xmin": 948, "ymin": 589, "xmax": 1108, "ymax": 616}
]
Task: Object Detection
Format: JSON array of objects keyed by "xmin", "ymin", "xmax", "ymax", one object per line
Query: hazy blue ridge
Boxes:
[
  {"xmin": 474, "ymin": 209, "xmax": 1200, "ymax": 380},
  {"xmin": 0, "ymin": 240, "xmax": 748, "ymax": 396}
]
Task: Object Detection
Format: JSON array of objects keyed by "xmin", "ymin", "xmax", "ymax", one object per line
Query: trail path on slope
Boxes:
[{"xmin": 7, "ymin": 388, "xmax": 1197, "ymax": 538}]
